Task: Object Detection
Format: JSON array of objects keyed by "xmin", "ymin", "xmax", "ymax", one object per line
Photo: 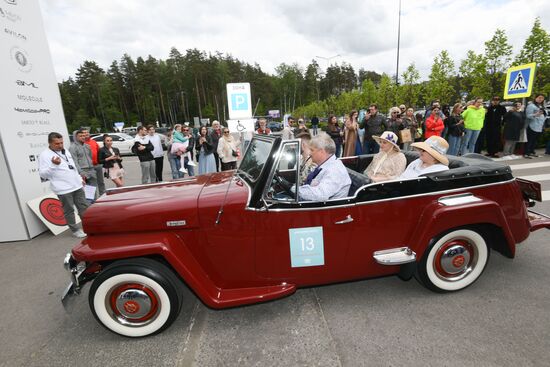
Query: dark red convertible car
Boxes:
[{"xmin": 63, "ymin": 135, "xmax": 550, "ymax": 337}]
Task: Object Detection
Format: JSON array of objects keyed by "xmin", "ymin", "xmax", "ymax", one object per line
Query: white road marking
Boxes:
[
  {"xmin": 543, "ymin": 191, "xmax": 550, "ymax": 202},
  {"xmin": 518, "ymin": 174, "xmax": 550, "ymax": 182},
  {"xmin": 510, "ymin": 162, "xmax": 550, "ymax": 171}
]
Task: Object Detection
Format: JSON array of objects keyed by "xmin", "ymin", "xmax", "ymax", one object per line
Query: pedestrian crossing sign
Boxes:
[{"xmin": 504, "ymin": 62, "xmax": 536, "ymax": 99}]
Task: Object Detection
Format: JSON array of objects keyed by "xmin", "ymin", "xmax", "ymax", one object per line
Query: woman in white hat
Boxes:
[
  {"xmin": 364, "ymin": 131, "xmax": 406, "ymax": 182},
  {"xmin": 399, "ymin": 136, "xmax": 449, "ymax": 179}
]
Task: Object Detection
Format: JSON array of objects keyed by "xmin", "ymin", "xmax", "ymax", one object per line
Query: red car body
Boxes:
[{"xmin": 63, "ymin": 135, "xmax": 550, "ymax": 337}]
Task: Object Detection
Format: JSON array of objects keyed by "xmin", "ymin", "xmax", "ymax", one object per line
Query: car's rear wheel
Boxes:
[
  {"xmin": 416, "ymin": 228, "xmax": 489, "ymax": 292},
  {"xmin": 89, "ymin": 258, "xmax": 183, "ymax": 337}
]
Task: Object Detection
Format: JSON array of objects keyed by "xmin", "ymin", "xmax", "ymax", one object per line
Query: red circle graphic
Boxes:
[{"xmin": 39, "ymin": 198, "xmax": 66, "ymax": 226}]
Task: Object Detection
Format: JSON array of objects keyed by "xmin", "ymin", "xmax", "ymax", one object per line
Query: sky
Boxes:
[{"xmin": 38, "ymin": 0, "xmax": 550, "ymax": 83}]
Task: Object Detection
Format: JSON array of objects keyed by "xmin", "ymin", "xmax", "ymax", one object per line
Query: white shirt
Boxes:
[
  {"xmin": 148, "ymin": 134, "xmax": 164, "ymax": 158},
  {"xmin": 399, "ymin": 158, "xmax": 449, "ymax": 179},
  {"xmin": 38, "ymin": 149, "xmax": 84, "ymax": 195},
  {"xmin": 297, "ymin": 155, "xmax": 351, "ymax": 201}
]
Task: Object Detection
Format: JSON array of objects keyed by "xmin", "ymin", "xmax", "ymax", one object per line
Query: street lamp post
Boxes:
[
  {"xmin": 315, "ymin": 54, "xmax": 341, "ymax": 100},
  {"xmin": 315, "ymin": 54, "xmax": 341, "ymax": 71},
  {"xmin": 395, "ymin": 0, "xmax": 402, "ymax": 85}
]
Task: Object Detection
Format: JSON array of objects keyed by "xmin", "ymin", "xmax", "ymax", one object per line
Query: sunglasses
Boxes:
[
  {"xmin": 183, "ymin": 129, "xmax": 189, "ymax": 132},
  {"xmin": 223, "ymin": 131, "xmax": 230, "ymax": 134}
]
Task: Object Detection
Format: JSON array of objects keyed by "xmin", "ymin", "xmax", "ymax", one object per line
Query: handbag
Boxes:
[
  {"xmin": 399, "ymin": 129, "xmax": 412, "ymax": 143},
  {"xmin": 231, "ymin": 149, "xmax": 238, "ymax": 157}
]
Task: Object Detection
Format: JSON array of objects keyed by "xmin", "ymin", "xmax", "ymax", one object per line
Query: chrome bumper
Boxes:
[
  {"xmin": 373, "ymin": 247, "xmax": 416, "ymax": 265},
  {"xmin": 61, "ymin": 253, "xmax": 87, "ymax": 308}
]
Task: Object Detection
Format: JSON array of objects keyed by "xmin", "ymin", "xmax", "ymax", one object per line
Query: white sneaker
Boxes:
[
  {"xmin": 72, "ymin": 229, "xmax": 87, "ymax": 238},
  {"xmin": 187, "ymin": 160, "xmax": 196, "ymax": 167},
  {"xmin": 179, "ymin": 167, "xmax": 188, "ymax": 174}
]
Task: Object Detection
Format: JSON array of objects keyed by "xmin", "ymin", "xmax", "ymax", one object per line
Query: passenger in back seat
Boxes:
[
  {"xmin": 399, "ymin": 136, "xmax": 449, "ymax": 179},
  {"xmin": 363, "ymin": 131, "xmax": 406, "ymax": 182}
]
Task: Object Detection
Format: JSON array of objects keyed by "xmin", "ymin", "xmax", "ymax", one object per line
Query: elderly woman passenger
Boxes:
[
  {"xmin": 363, "ymin": 131, "xmax": 406, "ymax": 182},
  {"xmin": 399, "ymin": 136, "xmax": 449, "ymax": 179}
]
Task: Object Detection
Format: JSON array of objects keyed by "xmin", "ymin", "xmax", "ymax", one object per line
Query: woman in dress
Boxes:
[
  {"xmin": 326, "ymin": 115, "xmax": 343, "ymax": 157},
  {"xmin": 401, "ymin": 107, "xmax": 418, "ymax": 151},
  {"xmin": 363, "ymin": 131, "xmax": 406, "ymax": 182},
  {"xmin": 217, "ymin": 128, "xmax": 240, "ymax": 171},
  {"xmin": 195, "ymin": 126, "xmax": 216, "ymax": 174},
  {"xmin": 343, "ymin": 113, "xmax": 358, "ymax": 157},
  {"xmin": 399, "ymin": 136, "xmax": 449, "ymax": 179},
  {"xmin": 98, "ymin": 134, "xmax": 124, "ymax": 187}
]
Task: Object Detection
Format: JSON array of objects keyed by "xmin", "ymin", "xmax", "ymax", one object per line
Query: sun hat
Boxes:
[
  {"xmin": 411, "ymin": 136, "xmax": 449, "ymax": 166},
  {"xmin": 372, "ymin": 131, "xmax": 400, "ymax": 152}
]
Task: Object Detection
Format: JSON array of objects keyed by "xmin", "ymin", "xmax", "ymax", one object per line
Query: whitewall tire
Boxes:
[
  {"xmin": 416, "ymin": 228, "xmax": 489, "ymax": 292},
  {"xmin": 89, "ymin": 259, "xmax": 182, "ymax": 337}
]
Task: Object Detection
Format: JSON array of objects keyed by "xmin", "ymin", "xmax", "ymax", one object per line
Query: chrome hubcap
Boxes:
[
  {"xmin": 108, "ymin": 283, "xmax": 160, "ymax": 326},
  {"xmin": 434, "ymin": 239, "xmax": 476, "ymax": 281},
  {"xmin": 115, "ymin": 289, "xmax": 152, "ymax": 319}
]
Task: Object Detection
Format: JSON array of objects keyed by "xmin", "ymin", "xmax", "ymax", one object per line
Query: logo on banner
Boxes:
[
  {"xmin": 16, "ymin": 80, "xmax": 38, "ymax": 88},
  {"xmin": 0, "ymin": 7, "xmax": 21, "ymax": 21},
  {"xmin": 5, "ymin": 27, "xmax": 27, "ymax": 41},
  {"xmin": 10, "ymin": 46, "xmax": 32, "ymax": 72},
  {"xmin": 39, "ymin": 198, "xmax": 67, "ymax": 226}
]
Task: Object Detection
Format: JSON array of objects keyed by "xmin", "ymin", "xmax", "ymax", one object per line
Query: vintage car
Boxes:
[{"xmin": 63, "ymin": 135, "xmax": 550, "ymax": 337}]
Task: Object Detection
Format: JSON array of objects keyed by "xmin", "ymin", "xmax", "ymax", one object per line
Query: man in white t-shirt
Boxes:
[
  {"xmin": 147, "ymin": 125, "xmax": 164, "ymax": 182},
  {"xmin": 38, "ymin": 132, "xmax": 90, "ymax": 238}
]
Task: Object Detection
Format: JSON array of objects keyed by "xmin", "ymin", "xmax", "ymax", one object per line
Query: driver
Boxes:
[{"xmin": 291, "ymin": 134, "xmax": 351, "ymax": 201}]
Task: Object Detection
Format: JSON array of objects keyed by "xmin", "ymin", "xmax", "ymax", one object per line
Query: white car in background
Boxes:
[{"xmin": 90, "ymin": 133, "xmax": 136, "ymax": 155}]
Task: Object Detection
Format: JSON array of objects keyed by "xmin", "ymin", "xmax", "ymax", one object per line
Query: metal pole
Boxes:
[{"xmin": 395, "ymin": 0, "xmax": 402, "ymax": 85}]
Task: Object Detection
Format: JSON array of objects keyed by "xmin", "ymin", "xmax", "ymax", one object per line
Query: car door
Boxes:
[{"xmin": 254, "ymin": 140, "xmax": 355, "ymax": 285}]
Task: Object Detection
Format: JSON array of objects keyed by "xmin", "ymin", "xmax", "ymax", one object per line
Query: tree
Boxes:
[
  {"xmin": 484, "ymin": 29, "xmax": 512, "ymax": 97},
  {"xmin": 514, "ymin": 18, "xmax": 550, "ymax": 93},
  {"xmin": 398, "ymin": 63, "xmax": 421, "ymax": 108},
  {"xmin": 459, "ymin": 50, "xmax": 490, "ymax": 100},
  {"xmin": 426, "ymin": 50, "xmax": 455, "ymax": 104}
]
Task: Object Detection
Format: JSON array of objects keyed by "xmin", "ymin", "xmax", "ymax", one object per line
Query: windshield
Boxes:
[{"xmin": 238, "ymin": 138, "xmax": 273, "ymax": 183}]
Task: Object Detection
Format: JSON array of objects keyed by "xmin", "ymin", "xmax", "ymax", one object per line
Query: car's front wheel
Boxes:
[
  {"xmin": 416, "ymin": 228, "xmax": 489, "ymax": 292},
  {"xmin": 89, "ymin": 258, "xmax": 183, "ymax": 337}
]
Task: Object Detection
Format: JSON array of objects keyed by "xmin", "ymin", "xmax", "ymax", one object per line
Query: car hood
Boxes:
[{"xmin": 83, "ymin": 172, "xmax": 245, "ymax": 235}]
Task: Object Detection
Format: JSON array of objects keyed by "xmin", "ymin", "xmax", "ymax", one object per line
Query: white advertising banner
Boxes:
[{"xmin": 0, "ymin": 0, "xmax": 69, "ymax": 241}]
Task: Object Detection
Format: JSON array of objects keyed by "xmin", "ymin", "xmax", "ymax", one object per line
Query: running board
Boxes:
[{"xmin": 373, "ymin": 247, "xmax": 416, "ymax": 265}]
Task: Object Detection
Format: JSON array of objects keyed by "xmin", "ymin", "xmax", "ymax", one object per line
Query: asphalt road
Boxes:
[{"xmin": 1, "ymin": 150, "xmax": 549, "ymax": 367}]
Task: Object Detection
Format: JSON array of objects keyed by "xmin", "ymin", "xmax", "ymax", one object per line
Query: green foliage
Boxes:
[
  {"xmin": 398, "ymin": 63, "xmax": 421, "ymax": 107},
  {"xmin": 426, "ymin": 50, "xmax": 455, "ymax": 104},
  {"xmin": 459, "ymin": 50, "xmax": 491, "ymax": 100},
  {"xmin": 484, "ymin": 29, "xmax": 512, "ymax": 96}
]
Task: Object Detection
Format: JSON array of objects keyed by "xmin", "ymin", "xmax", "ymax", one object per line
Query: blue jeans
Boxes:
[
  {"xmin": 460, "ymin": 129, "xmax": 480, "ymax": 155},
  {"xmin": 168, "ymin": 155, "xmax": 184, "ymax": 179},
  {"xmin": 184, "ymin": 157, "xmax": 195, "ymax": 177},
  {"xmin": 447, "ymin": 135, "xmax": 462, "ymax": 156},
  {"xmin": 546, "ymin": 140, "xmax": 550, "ymax": 154},
  {"xmin": 363, "ymin": 140, "xmax": 380, "ymax": 154},
  {"xmin": 334, "ymin": 143, "xmax": 342, "ymax": 158},
  {"xmin": 525, "ymin": 127, "xmax": 541, "ymax": 156}
]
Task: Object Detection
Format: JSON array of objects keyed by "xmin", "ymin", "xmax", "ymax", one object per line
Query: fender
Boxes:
[
  {"xmin": 72, "ymin": 231, "xmax": 295, "ymax": 309},
  {"xmin": 408, "ymin": 197, "xmax": 517, "ymax": 260}
]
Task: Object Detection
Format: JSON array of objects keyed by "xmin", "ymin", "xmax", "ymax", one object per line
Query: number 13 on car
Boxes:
[{"xmin": 289, "ymin": 227, "xmax": 325, "ymax": 267}]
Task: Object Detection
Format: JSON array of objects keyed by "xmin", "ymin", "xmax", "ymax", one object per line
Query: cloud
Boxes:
[{"xmin": 38, "ymin": 0, "xmax": 550, "ymax": 81}]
